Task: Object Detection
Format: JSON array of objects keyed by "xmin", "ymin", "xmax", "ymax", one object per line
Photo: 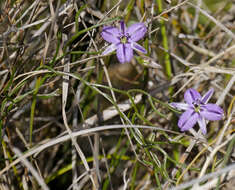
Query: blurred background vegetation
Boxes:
[{"xmin": 0, "ymin": 0, "xmax": 234, "ymax": 189}]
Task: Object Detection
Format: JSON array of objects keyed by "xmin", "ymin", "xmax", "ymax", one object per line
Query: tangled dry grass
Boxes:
[{"xmin": 0, "ymin": 0, "xmax": 235, "ymax": 189}]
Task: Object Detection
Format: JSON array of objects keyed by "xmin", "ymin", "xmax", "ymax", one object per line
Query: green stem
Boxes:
[
  {"xmin": 156, "ymin": 0, "xmax": 172, "ymax": 79},
  {"xmin": 29, "ymin": 77, "xmax": 41, "ymax": 147}
]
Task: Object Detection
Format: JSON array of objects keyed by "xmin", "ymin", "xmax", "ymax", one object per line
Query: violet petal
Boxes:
[
  {"xmin": 116, "ymin": 43, "xmax": 133, "ymax": 63},
  {"xmin": 120, "ymin": 21, "xmax": 126, "ymax": 34},
  {"xmin": 179, "ymin": 110, "xmax": 199, "ymax": 132},
  {"xmin": 127, "ymin": 23, "xmax": 147, "ymax": 42},
  {"xmin": 101, "ymin": 26, "xmax": 120, "ymax": 43},
  {"xmin": 178, "ymin": 108, "xmax": 194, "ymax": 128},
  {"xmin": 170, "ymin": 102, "xmax": 189, "ymax": 110},
  {"xmin": 102, "ymin": 44, "xmax": 117, "ymax": 55},
  {"xmin": 201, "ymin": 88, "xmax": 214, "ymax": 104},
  {"xmin": 200, "ymin": 103, "xmax": 224, "ymax": 121},
  {"xmin": 184, "ymin": 88, "xmax": 202, "ymax": 104},
  {"xmin": 131, "ymin": 42, "xmax": 147, "ymax": 54},
  {"xmin": 197, "ymin": 116, "xmax": 207, "ymax": 134}
]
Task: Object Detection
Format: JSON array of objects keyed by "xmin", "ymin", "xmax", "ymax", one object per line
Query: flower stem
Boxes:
[{"xmin": 156, "ymin": 0, "xmax": 172, "ymax": 79}]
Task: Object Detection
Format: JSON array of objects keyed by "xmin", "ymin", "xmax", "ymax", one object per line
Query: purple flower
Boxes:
[
  {"xmin": 101, "ymin": 21, "xmax": 147, "ymax": 63},
  {"xmin": 170, "ymin": 88, "xmax": 224, "ymax": 134}
]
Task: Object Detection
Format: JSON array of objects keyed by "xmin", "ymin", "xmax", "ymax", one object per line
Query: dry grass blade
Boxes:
[
  {"xmin": 169, "ymin": 162, "xmax": 235, "ymax": 190},
  {"xmin": 1, "ymin": 0, "xmax": 234, "ymax": 189},
  {"xmin": 12, "ymin": 148, "xmax": 49, "ymax": 190},
  {"xmin": 187, "ymin": 2, "xmax": 235, "ymax": 40},
  {"xmin": 0, "ymin": 125, "xmax": 179, "ymax": 176}
]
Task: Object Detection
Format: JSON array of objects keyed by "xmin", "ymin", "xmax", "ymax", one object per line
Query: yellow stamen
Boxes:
[
  {"xmin": 120, "ymin": 36, "xmax": 127, "ymax": 44},
  {"xmin": 194, "ymin": 104, "xmax": 200, "ymax": 112}
]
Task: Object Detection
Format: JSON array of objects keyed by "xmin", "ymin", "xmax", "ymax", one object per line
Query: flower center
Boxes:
[
  {"xmin": 120, "ymin": 36, "xmax": 128, "ymax": 44},
  {"xmin": 194, "ymin": 104, "xmax": 201, "ymax": 112},
  {"xmin": 193, "ymin": 99, "xmax": 202, "ymax": 113}
]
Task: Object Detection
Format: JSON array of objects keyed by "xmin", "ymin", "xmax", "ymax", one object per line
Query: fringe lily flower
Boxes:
[
  {"xmin": 101, "ymin": 21, "xmax": 147, "ymax": 63},
  {"xmin": 170, "ymin": 88, "xmax": 224, "ymax": 134}
]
